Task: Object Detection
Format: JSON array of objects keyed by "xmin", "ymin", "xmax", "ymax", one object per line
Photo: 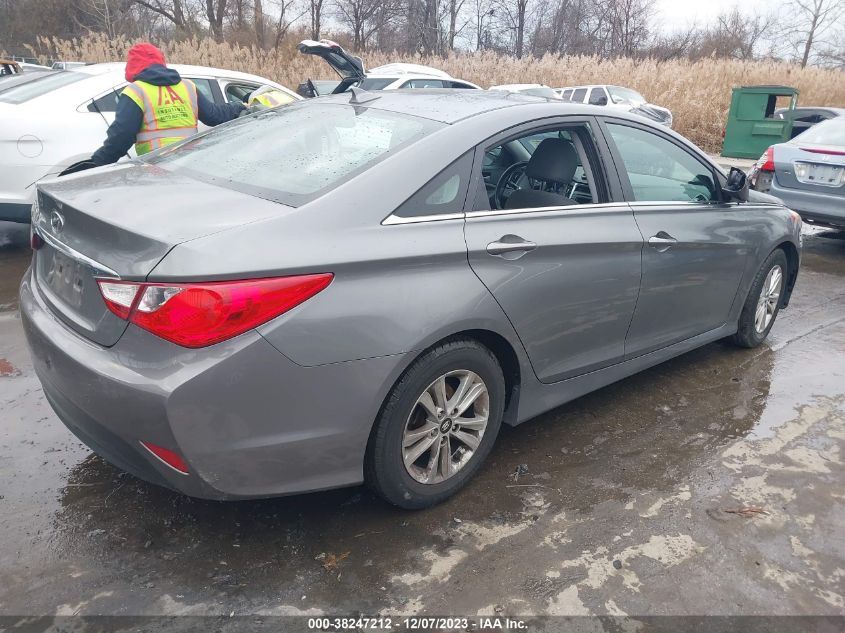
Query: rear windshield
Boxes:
[
  {"xmin": 359, "ymin": 77, "xmax": 397, "ymax": 90},
  {"xmin": 0, "ymin": 71, "xmax": 87, "ymax": 104},
  {"xmin": 792, "ymin": 117, "xmax": 845, "ymax": 146},
  {"xmin": 519, "ymin": 87, "xmax": 557, "ymax": 99},
  {"xmin": 148, "ymin": 102, "xmax": 444, "ymax": 207},
  {"xmin": 608, "ymin": 86, "xmax": 646, "ymax": 106}
]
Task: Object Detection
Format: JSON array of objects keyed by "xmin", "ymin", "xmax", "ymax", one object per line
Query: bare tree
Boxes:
[
  {"xmin": 783, "ymin": 0, "xmax": 844, "ymax": 67},
  {"xmin": 692, "ymin": 8, "xmax": 774, "ymax": 60},
  {"xmin": 492, "ymin": 0, "xmax": 530, "ymax": 57},
  {"xmin": 447, "ymin": 0, "xmax": 467, "ymax": 50},
  {"xmin": 309, "ymin": 0, "xmax": 325, "ymax": 39},
  {"xmin": 472, "ymin": 0, "xmax": 494, "ymax": 50},
  {"xmin": 205, "ymin": 0, "xmax": 228, "ymax": 41},
  {"xmin": 130, "ymin": 0, "xmax": 190, "ymax": 30},
  {"xmin": 253, "ymin": 0, "xmax": 265, "ymax": 46},
  {"xmin": 334, "ymin": 0, "xmax": 401, "ymax": 50}
]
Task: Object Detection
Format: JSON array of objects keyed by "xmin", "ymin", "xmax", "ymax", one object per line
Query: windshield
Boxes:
[
  {"xmin": 519, "ymin": 87, "xmax": 557, "ymax": 99},
  {"xmin": 148, "ymin": 102, "xmax": 444, "ymax": 207},
  {"xmin": 0, "ymin": 71, "xmax": 86, "ymax": 104},
  {"xmin": 791, "ymin": 117, "xmax": 845, "ymax": 146},
  {"xmin": 608, "ymin": 86, "xmax": 646, "ymax": 106}
]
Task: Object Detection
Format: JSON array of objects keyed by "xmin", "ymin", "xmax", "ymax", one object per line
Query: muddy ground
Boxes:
[{"xmin": 0, "ymin": 223, "xmax": 843, "ymax": 621}]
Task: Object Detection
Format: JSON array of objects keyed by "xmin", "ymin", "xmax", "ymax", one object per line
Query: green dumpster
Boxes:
[{"xmin": 721, "ymin": 85, "xmax": 799, "ymax": 159}]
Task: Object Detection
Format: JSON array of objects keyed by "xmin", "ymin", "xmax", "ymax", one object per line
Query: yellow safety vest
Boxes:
[
  {"xmin": 248, "ymin": 89, "xmax": 296, "ymax": 108},
  {"xmin": 122, "ymin": 79, "xmax": 199, "ymax": 155}
]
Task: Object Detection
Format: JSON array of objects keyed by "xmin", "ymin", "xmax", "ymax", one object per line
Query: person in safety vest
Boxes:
[
  {"xmin": 247, "ymin": 85, "xmax": 297, "ymax": 109},
  {"xmin": 91, "ymin": 43, "xmax": 247, "ymax": 166}
]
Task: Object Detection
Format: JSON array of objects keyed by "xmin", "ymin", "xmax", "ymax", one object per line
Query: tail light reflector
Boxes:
[
  {"xmin": 140, "ymin": 441, "xmax": 189, "ymax": 474},
  {"xmin": 757, "ymin": 146, "xmax": 775, "ymax": 172},
  {"xmin": 96, "ymin": 274, "xmax": 333, "ymax": 348}
]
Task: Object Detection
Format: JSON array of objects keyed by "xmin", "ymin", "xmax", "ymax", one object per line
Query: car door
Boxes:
[
  {"xmin": 463, "ymin": 118, "xmax": 643, "ymax": 383},
  {"xmin": 599, "ymin": 119, "xmax": 752, "ymax": 357}
]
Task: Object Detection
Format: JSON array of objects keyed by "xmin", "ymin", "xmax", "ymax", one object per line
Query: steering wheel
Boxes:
[{"xmin": 494, "ymin": 161, "xmax": 528, "ymax": 209}]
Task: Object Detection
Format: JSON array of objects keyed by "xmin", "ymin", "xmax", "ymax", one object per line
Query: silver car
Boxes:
[
  {"xmin": 21, "ymin": 91, "xmax": 801, "ymax": 508},
  {"xmin": 749, "ymin": 116, "xmax": 845, "ymax": 229}
]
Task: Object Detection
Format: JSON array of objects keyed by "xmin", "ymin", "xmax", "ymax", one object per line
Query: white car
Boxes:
[
  {"xmin": 51, "ymin": 61, "xmax": 87, "ymax": 70},
  {"xmin": 488, "ymin": 83, "xmax": 560, "ymax": 99},
  {"xmin": 297, "ymin": 40, "xmax": 480, "ymax": 95},
  {"xmin": 556, "ymin": 84, "xmax": 673, "ymax": 127},
  {"xmin": 0, "ymin": 63, "xmax": 299, "ymax": 223}
]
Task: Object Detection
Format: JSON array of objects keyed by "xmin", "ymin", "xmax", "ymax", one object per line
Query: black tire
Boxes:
[
  {"xmin": 730, "ymin": 248, "xmax": 789, "ymax": 348},
  {"xmin": 365, "ymin": 338, "xmax": 506, "ymax": 509}
]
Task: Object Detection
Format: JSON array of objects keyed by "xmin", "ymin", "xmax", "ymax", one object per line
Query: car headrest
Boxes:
[{"xmin": 526, "ymin": 138, "xmax": 579, "ymax": 185}]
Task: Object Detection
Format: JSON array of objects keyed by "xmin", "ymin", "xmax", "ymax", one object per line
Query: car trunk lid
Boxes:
[
  {"xmin": 32, "ymin": 162, "xmax": 287, "ymax": 347},
  {"xmin": 298, "ymin": 39, "xmax": 365, "ymax": 94},
  {"xmin": 775, "ymin": 143, "xmax": 845, "ymax": 194}
]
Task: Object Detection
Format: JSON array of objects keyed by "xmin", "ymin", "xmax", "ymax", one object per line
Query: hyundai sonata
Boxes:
[{"xmin": 21, "ymin": 90, "xmax": 801, "ymax": 508}]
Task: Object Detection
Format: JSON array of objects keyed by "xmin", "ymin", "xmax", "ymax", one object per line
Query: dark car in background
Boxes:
[
  {"xmin": 749, "ymin": 116, "xmax": 845, "ymax": 229},
  {"xmin": 775, "ymin": 106, "xmax": 845, "ymax": 139}
]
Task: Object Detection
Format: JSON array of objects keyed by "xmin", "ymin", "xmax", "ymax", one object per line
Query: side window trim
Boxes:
[{"xmin": 595, "ymin": 116, "xmax": 727, "ymax": 205}]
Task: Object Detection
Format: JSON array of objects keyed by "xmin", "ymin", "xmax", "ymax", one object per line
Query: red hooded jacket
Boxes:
[{"xmin": 124, "ymin": 43, "xmax": 166, "ymax": 82}]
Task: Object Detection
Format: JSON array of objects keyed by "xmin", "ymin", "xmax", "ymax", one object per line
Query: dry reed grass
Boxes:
[{"xmin": 22, "ymin": 33, "xmax": 845, "ymax": 152}]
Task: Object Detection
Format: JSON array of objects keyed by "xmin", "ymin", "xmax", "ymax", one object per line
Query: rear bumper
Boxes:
[
  {"xmin": 20, "ymin": 269, "xmax": 407, "ymax": 499},
  {"xmin": 769, "ymin": 178, "xmax": 845, "ymax": 228}
]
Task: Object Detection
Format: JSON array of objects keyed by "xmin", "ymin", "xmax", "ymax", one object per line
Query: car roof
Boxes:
[
  {"xmin": 489, "ymin": 83, "xmax": 549, "ymax": 91},
  {"xmin": 74, "ymin": 62, "xmax": 283, "ymax": 84},
  {"xmin": 315, "ymin": 88, "xmax": 615, "ymax": 123},
  {"xmin": 367, "ymin": 63, "xmax": 452, "ymax": 78}
]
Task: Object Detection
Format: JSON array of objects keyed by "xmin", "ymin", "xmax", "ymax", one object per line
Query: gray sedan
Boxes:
[
  {"xmin": 20, "ymin": 91, "xmax": 802, "ymax": 508},
  {"xmin": 749, "ymin": 116, "xmax": 845, "ymax": 229}
]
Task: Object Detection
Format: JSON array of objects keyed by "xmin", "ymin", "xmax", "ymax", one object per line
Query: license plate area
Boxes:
[
  {"xmin": 40, "ymin": 248, "xmax": 87, "ymax": 310},
  {"xmin": 794, "ymin": 161, "xmax": 844, "ymax": 187}
]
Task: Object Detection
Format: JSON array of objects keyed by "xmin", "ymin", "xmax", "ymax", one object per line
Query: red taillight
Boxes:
[
  {"xmin": 96, "ymin": 274, "xmax": 333, "ymax": 348},
  {"xmin": 30, "ymin": 231, "xmax": 44, "ymax": 250},
  {"xmin": 757, "ymin": 146, "xmax": 775, "ymax": 171},
  {"xmin": 140, "ymin": 441, "xmax": 189, "ymax": 474}
]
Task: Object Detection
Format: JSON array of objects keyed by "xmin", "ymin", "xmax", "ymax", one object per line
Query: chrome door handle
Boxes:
[
  {"xmin": 487, "ymin": 236, "xmax": 537, "ymax": 257},
  {"xmin": 648, "ymin": 232, "xmax": 677, "ymax": 252}
]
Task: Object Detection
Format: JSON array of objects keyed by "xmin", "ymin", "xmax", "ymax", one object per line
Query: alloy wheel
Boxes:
[
  {"xmin": 754, "ymin": 264, "xmax": 783, "ymax": 334},
  {"xmin": 402, "ymin": 370, "xmax": 490, "ymax": 484}
]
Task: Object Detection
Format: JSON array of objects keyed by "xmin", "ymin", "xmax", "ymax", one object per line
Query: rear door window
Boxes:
[
  {"xmin": 189, "ymin": 77, "xmax": 217, "ymax": 103},
  {"xmin": 588, "ymin": 87, "xmax": 608, "ymax": 105},
  {"xmin": 571, "ymin": 88, "xmax": 587, "ymax": 103},
  {"xmin": 400, "ymin": 79, "xmax": 445, "ymax": 89},
  {"xmin": 561, "ymin": 89, "xmax": 573, "ymax": 101},
  {"xmin": 359, "ymin": 77, "xmax": 397, "ymax": 90},
  {"xmin": 87, "ymin": 88, "xmax": 122, "ymax": 112}
]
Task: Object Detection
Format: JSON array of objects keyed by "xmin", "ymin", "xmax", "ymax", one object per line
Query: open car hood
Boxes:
[{"xmin": 298, "ymin": 40, "xmax": 365, "ymax": 81}]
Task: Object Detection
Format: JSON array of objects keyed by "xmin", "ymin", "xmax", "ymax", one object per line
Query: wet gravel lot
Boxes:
[{"xmin": 0, "ymin": 223, "xmax": 843, "ymax": 619}]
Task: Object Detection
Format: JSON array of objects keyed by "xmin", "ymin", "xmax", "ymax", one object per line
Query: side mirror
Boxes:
[{"xmin": 722, "ymin": 167, "xmax": 749, "ymax": 202}]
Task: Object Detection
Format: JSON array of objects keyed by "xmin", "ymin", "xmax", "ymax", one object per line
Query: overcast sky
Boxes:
[{"xmin": 654, "ymin": 0, "xmax": 771, "ymax": 32}]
